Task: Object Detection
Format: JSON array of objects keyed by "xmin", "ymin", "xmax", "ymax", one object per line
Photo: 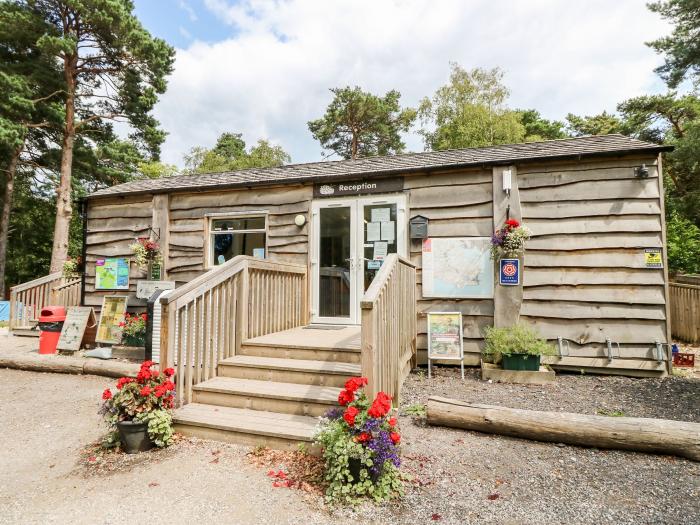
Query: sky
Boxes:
[{"xmin": 133, "ymin": 0, "xmax": 672, "ymax": 168}]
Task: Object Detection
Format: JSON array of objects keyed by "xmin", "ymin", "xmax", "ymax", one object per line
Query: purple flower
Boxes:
[{"xmin": 324, "ymin": 407, "xmax": 344, "ymax": 420}]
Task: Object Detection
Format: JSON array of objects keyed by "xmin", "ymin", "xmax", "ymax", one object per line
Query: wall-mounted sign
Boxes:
[
  {"xmin": 96, "ymin": 295, "xmax": 129, "ymax": 344},
  {"xmin": 313, "ymin": 177, "xmax": 404, "ymax": 198},
  {"xmin": 499, "ymin": 258, "xmax": 520, "ymax": 286},
  {"xmin": 644, "ymin": 248, "xmax": 663, "ymax": 268},
  {"xmin": 422, "ymin": 237, "xmax": 494, "ymax": 298},
  {"xmin": 57, "ymin": 307, "xmax": 97, "ymax": 352},
  {"xmin": 95, "ymin": 258, "xmax": 130, "ymax": 290},
  {"xmin": 136, "ymin": 280, "xmax": 176, "ymax": 300}
]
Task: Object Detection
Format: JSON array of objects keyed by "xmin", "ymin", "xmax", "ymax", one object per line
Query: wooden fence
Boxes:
[
  {"xmin": 360, "ymin": 254, "xmax": 417, "ymax": 404},
  {"xmin": 159, "ymin": 255, "xmax": 308, "ymax": 407},
  {"xmin": 8, "ymin": 272, "xmax": 82, "ymax": 331},
  {"xmin": 670, "ymin": 276, "xmax": 700, "ymax": 344}
]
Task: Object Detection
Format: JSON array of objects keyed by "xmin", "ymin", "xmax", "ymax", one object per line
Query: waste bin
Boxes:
[{"xmin": 38, "ymin": 306, "xmax": 67, "ymax": 355}]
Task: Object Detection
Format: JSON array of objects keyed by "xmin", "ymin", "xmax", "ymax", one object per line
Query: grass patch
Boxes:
[{"xmin": 596, "ymin": 408, "xmax": 626, "ymax": 417}]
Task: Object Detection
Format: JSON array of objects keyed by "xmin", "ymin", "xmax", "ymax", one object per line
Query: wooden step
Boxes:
[
  {"xmin": 10, "ymin": 328, "xmax": 40, "ymax": 338},
  {"xmin": 218, "ymin": 355, "xmax": 360, "ymax": 387},
  {"xmin": 173, "ymin": 403, "xmax": 319, "ymax": 451},
  {"xmin": 192, "ymin": 376, "xmax": 341, "ymax": 417},
  {"xmin": 239, "ymin": 341, "xmax": 361, "ymax": 364}
]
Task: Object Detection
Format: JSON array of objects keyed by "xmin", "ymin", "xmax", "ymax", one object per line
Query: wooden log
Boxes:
[{"xmin": 426, "ymin": 396, "xmax": 700, "ymax": 461}]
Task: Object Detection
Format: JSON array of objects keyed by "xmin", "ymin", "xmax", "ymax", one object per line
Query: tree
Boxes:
[
  {"xmin": 27, "ymin": 0, "xmax": 175, "ymax": 272},
  {"xmin": 647, "ymin": 0, "xmax": 700, "ymax": 87},
  {"xmin": 565, "ymin": 111, "xmax": 627, "ymax": 136},
  {"xmin": 0, "ymin": 1, "xmax": 63, "ymax": 296},
  {"xmin": 184, "ymin": 132, "xmax": 290, "ymax": 174},
  {"xmin": 418, "ymin": 64, "xmax": 525, "ymax": 151},
  {"xmin": 308, "ymin": 86, "xmax": 416, "ymax": 160},
  {"xmin": 516, "ymin": 109, "xmax": 568, "ymax": 141}
]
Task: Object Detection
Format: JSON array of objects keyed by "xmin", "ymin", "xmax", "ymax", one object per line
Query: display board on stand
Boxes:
[
  {"xmin": 56, "ymin": 306, "xmax": 97, "ymax": 352},
  {"xmin": 96, "ymin": 295, "xmax": 129, "ymax": 344},
  {"xmin": 427, "ymin": 312, "xmax": 464, "ymax": 380}
]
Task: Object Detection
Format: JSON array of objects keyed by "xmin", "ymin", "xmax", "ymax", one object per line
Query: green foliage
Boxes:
[
  {"xmin": 516, "ymin": 109, "xmax": 568, "ymax": 141},
  {"xmin": 647, "ymin": 0, "xmax": 700, "ymax": 88},
  {"xmin": 419, "ymin": 64, "xmax": 525, "ymax": 150},
  {"xmin": 483, "ymin": 323, "xmax": 555, "ymax": 364},
  {"xmin": 401, "ymin": 403, "xmax": 427, "ymax": 419},
  {"xmin": 596, "ymin": 408, "xmax": 626, "ymax": 417},
  {"xmin": 565, "ymin": 111, "xmax": 627, "ymax": 136},
  {"xmin": 308, "ymin": 86, "xmax": 416, "ymax": 160},
  {"xmin": 135, "ymin": 409, "xmax": 174, "ymax": 448},
  {"xmin": 184, "ymin": 132, "xmax": 291, "ymax": 174},
  {"xmin": 666, "ymin": 210, "xmax": 700, "ymax": 274}
]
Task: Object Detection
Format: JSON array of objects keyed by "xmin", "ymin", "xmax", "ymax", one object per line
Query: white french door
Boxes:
[{"xmin": 311, "ymin": 195, "xmax": 406, "ymax": 324}]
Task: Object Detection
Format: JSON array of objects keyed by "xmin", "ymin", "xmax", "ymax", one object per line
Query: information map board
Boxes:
[
  {"xmin": 95, "ymin": 258, "xmax": 130, "ymax": 290},
  {"xmin": 96, "ymin": 295, "xmax": 128, "ymax": 344},
  {"xmin": 426, "ymin": 312, "xmax": 464, "ymax": 380}
]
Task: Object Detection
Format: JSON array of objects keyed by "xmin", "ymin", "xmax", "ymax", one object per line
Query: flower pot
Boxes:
[
  {"xmin": 348, "ymin": 457, "xmax": 381, "ymax": 483},
  {"xmin": 122, "ymin": 335, "xmax": 146, "ymax": 347},
  {"xmin": 502, "ymin": 353, "xmax": 541, "ymax": 371},
  {"xmin": 117, "ymin": 420, "xmax": 153, "ymax": 454}
]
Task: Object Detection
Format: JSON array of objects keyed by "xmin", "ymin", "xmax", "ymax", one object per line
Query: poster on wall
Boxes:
[
  {"xmin": 95, "ymin": 258, "xmax": 130, "ymax": 290},
  {"xmin": 499, "ymin": 258, "xmax": 520, "ymax": 286},
  {"xmin": 96, "ymin": 295, "xmax": 128, "ymax": 344},
  {"xmin": 422, "ymin": 237, "xmax": 494, "ymax": 298}
]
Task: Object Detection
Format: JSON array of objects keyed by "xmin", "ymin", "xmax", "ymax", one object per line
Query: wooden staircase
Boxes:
[
  {"xmin": 159, "ymin": 254, "xmax": 416, "ymax": 451},
  {"xmin": 172, "ymin": 326, "xmax": 361, "ymax": 449}
]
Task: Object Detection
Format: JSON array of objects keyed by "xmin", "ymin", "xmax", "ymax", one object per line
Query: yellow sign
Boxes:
[
  {"xmin": 644, "ymin": 249, "xmax": 663, "ymax": 268},
  {"xmin": 96, "ymin": 296, "xmax": 128, "ymax": 344}
]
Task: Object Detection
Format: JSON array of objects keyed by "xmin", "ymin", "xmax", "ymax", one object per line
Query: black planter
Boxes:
[
  {"xmin": 117, "ymin": 420, "xmax": 153, "ymax": 454},
  {"xmin": 502, "ymin": 353, "xmax": 541, "ymax": 371},
  {"xmin": 348, "ymin": 457, "xmax": 381, "ymax": 483}
]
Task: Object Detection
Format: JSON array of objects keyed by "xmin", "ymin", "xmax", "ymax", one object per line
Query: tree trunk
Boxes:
[
  {"xmin": 0, "ymin": 142, "xmax": 24, "ymax": 297},
  {"xmin": 50, "ymin": 56, "xmax": 77, "ymax": 273},
  {"xmin": 427, "ymin": 396, "xmax": 700, "ymax": 462}
]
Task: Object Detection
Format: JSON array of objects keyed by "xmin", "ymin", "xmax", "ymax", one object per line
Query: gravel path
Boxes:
[{"xmin": 1, "ymin": 367, "xmax": 698, "ymax": 525}]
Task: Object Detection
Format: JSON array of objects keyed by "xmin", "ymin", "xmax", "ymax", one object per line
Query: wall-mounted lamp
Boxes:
[
  {"xmin": 502, "ymin": 168, "xmax": 512, "ymax": 197},
  {"xmin": 634, "ymin": 164, "xmax": 650, "ymax": 178},
  {"xmin": 294, "ymin": 214, "xmax": 306, "ymax": 227}
]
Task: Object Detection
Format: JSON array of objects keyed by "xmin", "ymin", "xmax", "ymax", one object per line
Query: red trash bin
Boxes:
[{"xmin": 38, "ymin": 306, "xmax": 67, "ymax": 355}]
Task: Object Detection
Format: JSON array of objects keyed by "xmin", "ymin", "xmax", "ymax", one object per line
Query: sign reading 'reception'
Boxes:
[{"xmin": 313, "ymin": 177, "xmax": 404, "ymax": 198}]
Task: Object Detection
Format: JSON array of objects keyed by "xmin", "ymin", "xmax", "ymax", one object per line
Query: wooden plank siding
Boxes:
[
  {"xmin": 518, "ymin": 155, "xmax": 670, "ymax": 367},
  {"xmin": 405, "ymin": 168, "xmax": 494, "ymax": 365}
]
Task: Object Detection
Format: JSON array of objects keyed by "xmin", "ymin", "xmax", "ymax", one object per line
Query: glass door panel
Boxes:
[
  {"xmin": 361, "ymin": 203, "xmax": 398, "ymax": 291},
  {"xmin": 318, "ymin": 206, "xmax": 352, "ymax": 319}
]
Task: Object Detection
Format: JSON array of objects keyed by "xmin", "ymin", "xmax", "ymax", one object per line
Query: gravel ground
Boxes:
[{"xmin": 1, "ymin": 367, "xmax": 698, "ymax": 525}]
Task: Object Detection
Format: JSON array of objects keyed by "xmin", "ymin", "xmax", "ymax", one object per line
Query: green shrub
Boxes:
[{"xmin": 483, "ymin": 323, "xmax": 555, "ymax": 364}]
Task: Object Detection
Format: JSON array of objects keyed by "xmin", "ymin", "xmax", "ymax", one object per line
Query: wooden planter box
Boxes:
[
  {"xmin": 481, "ymin": 362, "xmax": 555, "ymax": 385},
  {"xmin": 111, "ymin": 345, "xmax": 146, "ymax": 361}
]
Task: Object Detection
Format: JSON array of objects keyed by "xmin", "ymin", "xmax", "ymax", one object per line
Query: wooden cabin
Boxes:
[{"xmin": 13, "ymin": 134, "xmax": 675, "ymax": 448}]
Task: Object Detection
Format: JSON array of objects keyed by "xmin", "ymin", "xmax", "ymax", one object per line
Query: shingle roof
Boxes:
[{"xmin": 88, "ymin": 134, "xmax": 672, "ymax": 199}]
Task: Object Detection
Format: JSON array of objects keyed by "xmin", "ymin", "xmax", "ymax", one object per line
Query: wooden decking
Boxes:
[{"xmin": 172, "ymin": 325, "xmax": 362, "ymax": 448}]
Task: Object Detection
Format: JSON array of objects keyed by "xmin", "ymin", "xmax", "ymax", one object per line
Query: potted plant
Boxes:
[
  {"xmin": 130, "ymin": 237, "xmax": 162, "ymax": 279},
  {"xmin": 120, "ymin": 312, "xmax": 147, "ymax": 347},
  {"xmin": 483, "ymin": 323, "xmax": 555, "ymax": 371},
  {"xmin": 100, "ymin": 361, "xmax": 176, "ymax": 453},
  {"xmin": 491, "ymin": 219, "xmax": 531, "ymax": 259},
  {"xmin": 314, "ymin": 377, "xmax": 403, "ymax": 503}
]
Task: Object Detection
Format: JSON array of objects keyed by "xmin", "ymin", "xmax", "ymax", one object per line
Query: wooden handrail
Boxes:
[
  {"xmin": 360, "ymin": 254, "xmax": 417, "ymax": 404},
  {"xmin": 160, "ymin": 256, "xmax": 308, "ymax": 407},
  {"xmin": 9, "ymin": 272, "xmax": 82, "ymax": 331}
]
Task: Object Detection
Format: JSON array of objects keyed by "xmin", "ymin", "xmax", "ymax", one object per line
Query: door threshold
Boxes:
[{"xmin": 304, "ymin": 324, "xmax": 356, "ymax": 330}]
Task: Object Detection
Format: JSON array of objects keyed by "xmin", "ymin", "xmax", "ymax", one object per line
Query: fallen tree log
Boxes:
[{"xmin": 427, "ymin": 396, "xmax": 700, "ymax": 462}]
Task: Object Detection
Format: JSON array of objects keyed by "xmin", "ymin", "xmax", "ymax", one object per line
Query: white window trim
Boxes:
[{"xmin": 205, "ymin": 211, "xmax": 268, "ymax": 269}]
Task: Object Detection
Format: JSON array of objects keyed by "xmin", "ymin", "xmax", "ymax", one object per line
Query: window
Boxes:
[{"xmin": 208, "ymin": 214, "xmax": 266, "ymax": 266}]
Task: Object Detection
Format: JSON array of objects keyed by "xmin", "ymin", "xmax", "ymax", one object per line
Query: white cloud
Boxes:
[
  {"xmin": 178, "ymin": 0, "xmax": 198, "ymax": 22},
  {"xmin": 154, "ymin": 0, "xmax": 671, "ymax": 166}
]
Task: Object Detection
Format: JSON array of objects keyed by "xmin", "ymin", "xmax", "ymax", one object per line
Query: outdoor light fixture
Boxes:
[
  {"xmin": 635, "ymin": 164, "xmax": 650, "ymax": 178},
  {"xmin": 294, "ymin": 214, "xmax": 306, "ymax": 227},
  {"xmin": 502, "ymin": 168, "xmax": 512, "ymax": 196}
]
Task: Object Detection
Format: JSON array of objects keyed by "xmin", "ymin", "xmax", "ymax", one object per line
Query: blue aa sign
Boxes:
[{"xmin": 499, "ymin": 258, "xmax": 520, "ymax": 286}]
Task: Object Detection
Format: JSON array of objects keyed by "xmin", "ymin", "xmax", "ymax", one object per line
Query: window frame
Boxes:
[{"xmin": 205, "ymin": 211, "xmax": 268, "ymax": 269}]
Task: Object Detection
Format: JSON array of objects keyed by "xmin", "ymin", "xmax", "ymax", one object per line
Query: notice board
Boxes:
[
  {"xmin": 96, "ymin": 295, "xmax": 129, "ymax": 344},
  {"xmin": 56, "ymin": 307, "xmax": 97, "ymax": 352},
  {"xmin": 95, "ymin": 258, "xmax": 130, "ymax": 290}
]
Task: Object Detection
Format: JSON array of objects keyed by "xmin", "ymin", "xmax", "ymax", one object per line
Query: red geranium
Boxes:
[
  {"xmin": 390, "ymin": 432, "xmax": 401, "ymax": 445},
  {"xmin": 116, "ymin": 377, "xmax": 134, "ymax": 390},
  {"xmin": 338, "ymin": 389, "xmax": 354, "ymax": 406},
  {"xmin": 344, "ymin": 376, "xmax": 368, "ymax": 393},
  {"xmin": 164, "ymin": 367, "xmax": 175, "ymax": 377},
  {"xmin": 140, "ymin": 386, "xmax": 152, "ymax": 397},
  {"xmin": 356, "ymin": 432, "xmax": 371, "ymax": 443},
  {"xmin": 388, "ymin": 417, "xmax": 397, "ymax": 427},
  {"xmin": 368, "ymin": 391, "xmax": 392, "ymax": 419},
  {"xmin": 505, "ymin": 219, "xmax": 520, "ymax": 228},
  {"xmin": 343, "ymin": 406, "xmax": 359, "ymax": 427},
  {"xmin": 102, "ymin": 388, "xmax": 112, "ymax": 400}
]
